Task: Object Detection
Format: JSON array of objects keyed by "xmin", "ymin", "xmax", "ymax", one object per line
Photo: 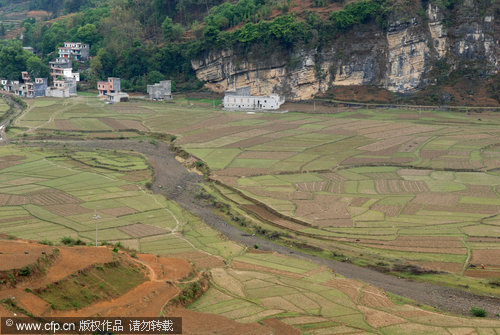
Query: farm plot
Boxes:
[{"xmin": 190, "ymin": 251, "xmax": 500, "ymax": 333}]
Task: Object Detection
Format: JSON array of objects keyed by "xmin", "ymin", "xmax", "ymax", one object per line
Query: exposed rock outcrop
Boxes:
[{"xmin": 192, "ymin": 1, "xmax": 498, "ymax": 100}]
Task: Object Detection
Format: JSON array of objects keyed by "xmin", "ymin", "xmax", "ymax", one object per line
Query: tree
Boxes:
[
  {"xmin": 162, "ymin": 16, "xmax": 184, "ymax": 41},
  {"xmin": 26, "ymin": 56, "xmax": 50, "ymax": 79},
  {"xmin": 0, "ymin": 23, "xmax": 5, "ymax": 37},
  {"xmin": 76, "ymin": 23, "xmax": 97, "ymax": 45}
]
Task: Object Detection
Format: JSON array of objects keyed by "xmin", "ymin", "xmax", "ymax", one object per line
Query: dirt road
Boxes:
[{"xmin": 23, "ymin": 139, "xmax": 499, "ymax": 318}]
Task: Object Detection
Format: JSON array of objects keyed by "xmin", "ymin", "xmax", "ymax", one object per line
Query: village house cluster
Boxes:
[{"xmin": 0, "ymin": 42, "xmax": 88, "ymax": 98}]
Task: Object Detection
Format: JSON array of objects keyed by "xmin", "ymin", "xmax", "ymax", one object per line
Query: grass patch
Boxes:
[{"xmin": 36, "ymin": 259, "xmax": 145, "ymax": 310}]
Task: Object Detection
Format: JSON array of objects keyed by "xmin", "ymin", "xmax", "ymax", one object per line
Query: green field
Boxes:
[{"xmin": 9, "ymin": 97, "xmax": 500, "ymax": 279}]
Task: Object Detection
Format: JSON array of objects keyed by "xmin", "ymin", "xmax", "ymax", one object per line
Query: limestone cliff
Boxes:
[{"xmin": 192, "ymin": 1, "xmax": 499, "ymax": 100}]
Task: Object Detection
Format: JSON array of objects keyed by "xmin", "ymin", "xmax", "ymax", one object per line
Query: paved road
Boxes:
[{"xmin": 28, "ymin": 139, "xmax": 500, "ymax": 318}]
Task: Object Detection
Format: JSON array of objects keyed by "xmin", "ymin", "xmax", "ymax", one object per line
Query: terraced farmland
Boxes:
[{"xmin": 8, "ymin": 96, "xmax": 500, "ymax": 291}]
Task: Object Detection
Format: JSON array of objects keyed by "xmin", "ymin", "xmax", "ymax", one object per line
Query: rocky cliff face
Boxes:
[{"xmin": 192, "ymin": 1, "xmax": 499, "ymax": 100}]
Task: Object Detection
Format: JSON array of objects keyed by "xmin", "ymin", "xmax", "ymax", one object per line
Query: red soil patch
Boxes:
[
  {"xmin": 0, "ymin": 304, "xmax": 15, "ymax": 317},
  {"xmin": 0, "ymin": 240, "xmax": 56, "ymax": 271},
  {"xmin": 168, "ymin": 307, "xmax": 273, "ymax": 335},
  {"xmin": 262, "ymin": 318, "xmax": 301, "ymax": 335},
  {"xmin": 55, "ymin": 281, "xmax": 178, "ymax": 317},
  {"xmin": 118, "ymin": 223, "xmax": 169, "ymax": 238},
  {"xmin": 170, "ymin": 251, "xmax": 225, "ymax": 269},
  {"xmin": 31, "ymin": 246, "xmax": 113, "ymax": 289},
  {"xmin": 136, "ymin": 254, "xmax": 191, "ymax": 281}
]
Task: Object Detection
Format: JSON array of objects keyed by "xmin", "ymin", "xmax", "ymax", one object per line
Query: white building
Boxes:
[{"xmin": 223, "ymin": 86, "xmax": 284, "ymax": 111}]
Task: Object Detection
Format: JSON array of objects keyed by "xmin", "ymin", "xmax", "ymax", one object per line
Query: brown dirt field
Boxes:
[
  {"xmin": 399, "ymin": 136, "xmax": 431, "ymax": 152},
  {"xmin": 420, "ymin": 150, "xmax": 447, "ymax": 159},
  {"xmin": 170, "ymin": 251, "xmax": 225, "ymax": 269},
  {"xmin": 423, "ymin": 203, "xmax": 500, "ymax": 215},
  {"xmin": 370, "ymin": 236, "xmax": 464, "ymax": 248},
  {"xmin": 0, "ymin": 240, "xmax": 56, "ymax": 271},
  {"xmin": 100, "ymin": 118, "xmax": 127, "ymax": 130},
  {"xmin": 262, "ymin": 318, "xmax": 301, "ymax": 335},
  {"xmin": 295, "ymin": 181, "xmax": 329, "ymax": 192},
  {"xmin": 359, "ymin": 285, "xmax": 394, "ymax": 308},
  {"xmin": 231, "ymin": 261, "xmax": 303, "ymax": 278},
  {"xmin": 29, "ymin": 189, "xmax": 80, "ymax": 205},
  {"xmin": 409, "ymin": 261, "xmax": 463, "ymax": 274},
  {"xmin": 173, "ymin": 115, "xmax": 236, "ymax": 134},
  {"xmin": 358, "ymin": 305, "xmax": 406, "ymax": 328},
  {"xmin": 237, "ymin": 151, "xmax": 295, "ymax": 160},
  {"xmin": 7, "ymin": 195, "xmax": 29, "ymax": 205},
  {"xmin": 44, "ymin": 203, "xmax": 92, "ymax": 216},
  {"xmin": 322, "ymin": 172, "xmax": 347, "ymax": 183},
  {"xmin": 0, "ymin": 194, "xmax": 10, "ymax": 206},
  {"xmin": 118, "ymin": 223, "xmax": 169, "ymax": 238},
  {"xmin": 0, "ymin": 216, "xmax": 32, "ymax": 224},
  {"xmin": 356, "ymin": 123, "xmax": 411, "ymax": 136},
  {"xmin": 55, "ymin": 281, "xmax": 178, "ymax": 317},
  {"xmin": 314, "ymin": 218, "xmax": 353, "ymax": 228},
  {"xmin": 55, "ymin": 120, "xmax": 78, "ymax": 130},
  {"xmin": 324, "ymin": 278, "xmax": 363, "ymax": 301},
  {"xmin": 459, "ymin": 185, "xmax": 499, "ymax": 198},
  {"xmin": 470, "ymin": 249, "xmax": 500, "ymax": 266},
  {"xmin": 364, "ymin": 172, "xmax": 401, "ymax": 180},
  {"xmin": 246, "ymin": 204, "xmax": 309, "ymax": 230},
  {"xmin": 411, "ymin": 193, "xmax": 460, "ymax": 206},
  {"xmin": 295, "ymin": 195, "xmax": 350, "ymax": 222},
  {"xmin": 30, "ymin": 246, "xmax": 113, "ymax": 289},
  {"xmin": 359, "ymin": 243, "xmax": 466, "ymax": 254},
  {"xmin": 375, "ymin": 180, "xmax": 429, "ymax": 194},
  {"xmin": 464, "ymin": 269, "xmax": 500, "ymax": 278},
  {"xmin": 182, "ymin": 126, "xmax": 251, "ymax": 144},
  {"xmin": 101, "ymin": 206, "xmax": 137, "ymax": 217},
  {"xmin": 5, "ymin": 177, "xmax": 46, "ymax": 186},
  {"xmin": 467, "ymin": 237, "xmax": 500, "ymax": 243},
  {"xmin": 358, "ymin": 136, "xmax": 412, "ymax": 152},
  {"xmin": 118, "ymin": 120, "xmax": 148, "ymax": 132},
  {"xmin": 0, "ymin": 155, "xmax": 25, "ymax": 161},
  {"xmin": 350, "ymin": 197, "xmax": 370, "ymax": 207},
  {"xmin": 136, "ymin": 254, "xmax": 191, "ymax": 281},
  {"xmin": 13, "ymin": 291, "xmax": 51, "ymax": 316},
  {"xmin": 0, "ymin": 304, "xmax": 15, "ymax": 317},
  {"xmin": 223, "ymin": 136, "xmax": 274, "ymax": 149},
  {"xmin": 366, "ymin": 125, "xmax": 438, "ymax": 139},
  {"xmin": 168, "ymin": 307, "xmax": 273, "ymax": 335},
  {"xmin": 370, "ymin": 204, "xmax": 401, "ymax": 217},
  {"xmin": 0, "ymin": 161, "xmax": 24, "ymax": 171}
]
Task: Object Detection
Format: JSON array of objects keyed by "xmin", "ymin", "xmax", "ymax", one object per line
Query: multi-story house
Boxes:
[
  {"xmin": 97, "ymin": 78, "xmax": 121, "ymax": 96},
  {"xmin": 58, "ymin": 42, "xmax": 90, "ymax": 61}
]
